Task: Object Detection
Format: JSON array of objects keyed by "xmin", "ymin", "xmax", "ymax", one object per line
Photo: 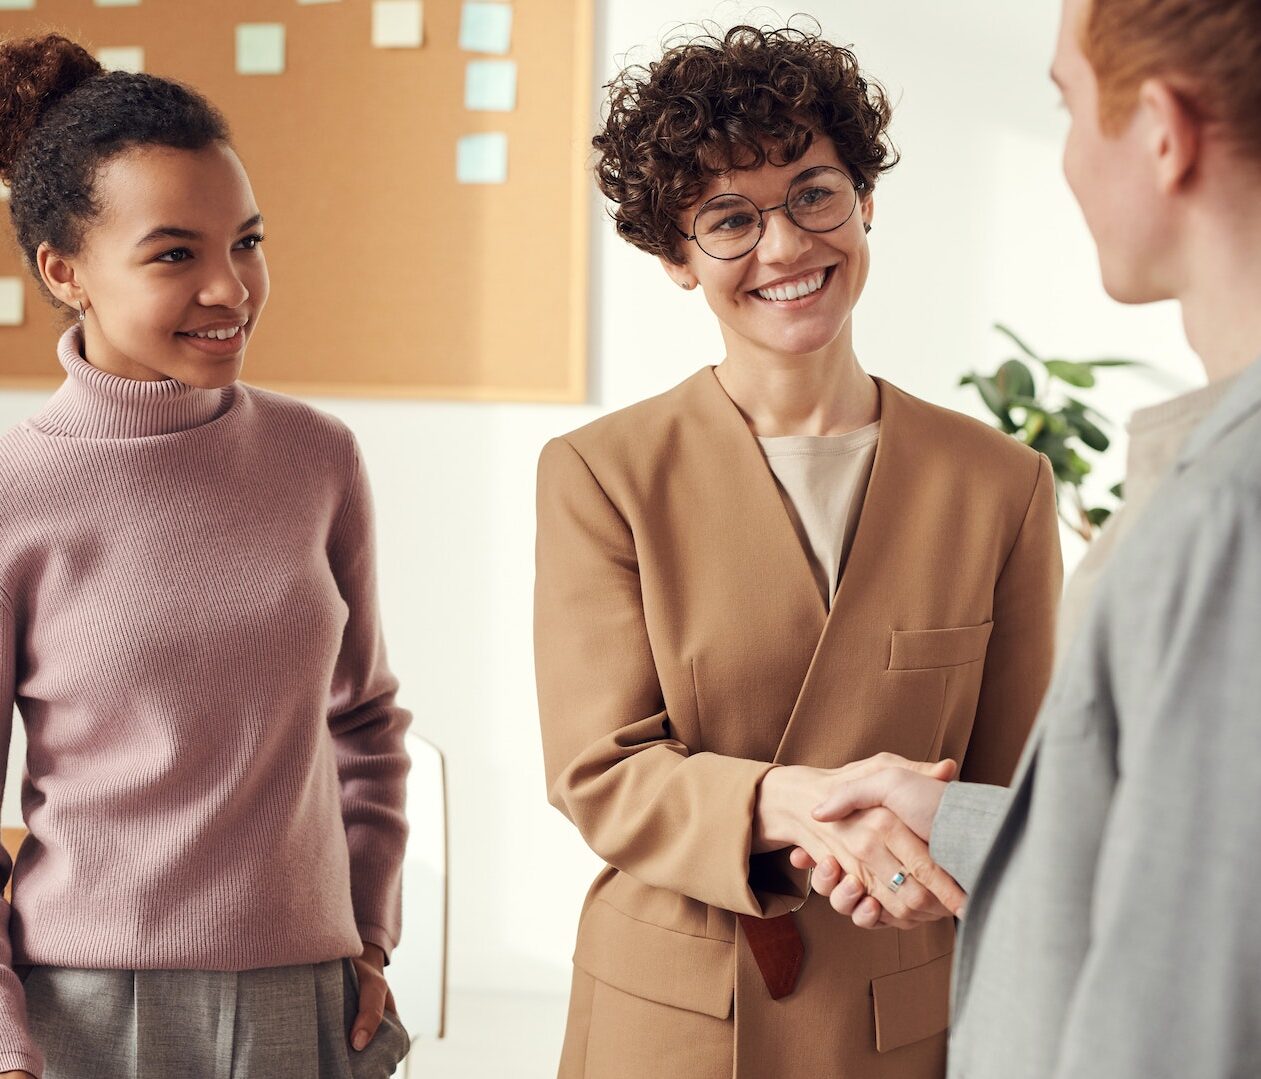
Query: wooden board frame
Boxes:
[{"xmin": 0, "ymin": 0, "xmax": 593, "ymax": 403}]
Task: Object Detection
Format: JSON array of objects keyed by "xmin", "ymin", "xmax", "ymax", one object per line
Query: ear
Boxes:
[
  {"xmin": 658, "ymin": 253, "xmax": 699, "ymax": 292},
  {"xmin": 37, "ymin": 242, "xmax": 88, "ymax": 312},
  {"xmin": 861, "ymin": 189, "xmax": 875, "ymax": 231},
  {"xmin": 1137, "ymin": 77, "xmax": 1201, "ymax": 194}
]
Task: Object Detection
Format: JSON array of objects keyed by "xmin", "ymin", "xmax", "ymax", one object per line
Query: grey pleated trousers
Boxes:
[{"xmin": 22, "ymin": 958, "xmax": 410, "ymax": 1079}]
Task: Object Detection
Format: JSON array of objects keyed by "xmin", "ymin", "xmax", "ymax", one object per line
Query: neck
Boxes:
[
  {"xmin": 1176, "ymin": 169, "xmax": 1261, "ymax": 383},
  {"xmin": 714, "ymin": 321, "xmax": 879, "ymax": 437}
]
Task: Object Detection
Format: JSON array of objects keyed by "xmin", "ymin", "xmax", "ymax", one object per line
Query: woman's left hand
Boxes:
[{"xmin": 350, "ymin": 942, "xmax": 398, "ymax": 1052}]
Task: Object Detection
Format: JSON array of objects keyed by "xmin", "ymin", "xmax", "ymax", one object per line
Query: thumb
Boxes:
[
  {"xmin": 811, "ymin": 774, "xmax": 886, "ymax": 822},
  {"xmin": 899, "ymin": 758, "xmax": 957, "ymax": 781}
]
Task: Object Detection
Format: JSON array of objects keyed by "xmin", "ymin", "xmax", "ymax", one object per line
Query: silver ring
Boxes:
[{"xmin": 888, "ymin": 870, "xmax": 908, "ymax": 893}]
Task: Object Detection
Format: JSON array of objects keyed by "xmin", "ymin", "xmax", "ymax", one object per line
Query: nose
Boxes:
[
  {"xmin": 756, "ymin": 205, "xmax": 811, "ymax": 265},
  {"xmin": 198, "ymin": 255, "xmax": 250, "ymax": 310}
]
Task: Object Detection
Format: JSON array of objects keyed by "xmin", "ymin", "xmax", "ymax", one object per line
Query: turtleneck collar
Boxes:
[{"xmin": 29, "ymin": 325, "xmax": 236, "ymax": 439}]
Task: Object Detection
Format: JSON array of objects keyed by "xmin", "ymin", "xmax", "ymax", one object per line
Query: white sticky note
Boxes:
[
  {"xmin": 96, "ymin": 47, "xmax": 145, "ymax": 73},
  {"xmin": 459, "ymin": 2, "xmax": 512, "ymax": 55},
  {"xmin": 0, "ymin": 0, "xmax": 35, "ymax": 9},
  {"xmin": 236, "ymin": 24, "xmax": 286, "ymax": 76},
  {"xmin": 465, "ymin": 60, "xmax": 516, "ymax": 112},
  {"xmin": 298, "ymin": 0, "xmax": 340, "ymax": 4},
  {"xmin": 456, "ymin": 133, "xmax": 508, "ymax": 185},
  {"xmin": 0, "ymin": 278, "xmax": 25, "ymax": 328},
  {"xmin": 94, "ymin": 0, "xmax": 142, "ymax": 7},
  {"xmin": 372, "ymin": 1, "xmax": 423, "ymax": 48}
]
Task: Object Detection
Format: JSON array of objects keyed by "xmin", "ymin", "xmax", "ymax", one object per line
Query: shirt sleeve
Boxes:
[
  {"xmin": 929, "ymin": 781, "xmax": 1012, "ymax": 895},
  {"xmin": 0, "ymin": 592, "xmax": 45, "ymax": 1076},
  {"xmin": 1049, "ymin": 483, "xmax": 1261, "ymax": 1078},
  {"xmin": 327, "ymin": 439, "xmax": 412, "ymax": 959},
  {"xmin": 534, "ymin": 437, "xmax": 803, "ymax": 918}
]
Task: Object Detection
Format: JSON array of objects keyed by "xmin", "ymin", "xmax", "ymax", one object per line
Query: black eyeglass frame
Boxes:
[{"xmin": 674, "ymin": 166, "xmax": 869, "ymax": 261}]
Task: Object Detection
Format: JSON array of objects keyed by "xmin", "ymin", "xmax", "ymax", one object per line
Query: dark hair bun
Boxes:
[{"xmin": 0, "ymin": 34, "xmax": 103, "ymax": 184}]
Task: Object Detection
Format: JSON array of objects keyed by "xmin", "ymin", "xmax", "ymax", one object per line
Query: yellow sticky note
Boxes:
[
  {"xmin": 372, "ymin": 1, "xmax": 423, "ymax": 49},
  {"xmin": 0, "ymin": 278, "xmax": 25, "ymax": 328},
  {"xmin": 236, "ymin": 24, "xmax": 286, "ymax": 76},
  {"xmin": 97, "ymin": 47, "xmax": 145, "ymax": 73}
]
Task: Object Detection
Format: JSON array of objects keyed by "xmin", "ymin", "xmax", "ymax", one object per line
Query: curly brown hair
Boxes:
[{"xmin": 593, "ymin": 22, "xmax": 899, "ymax": 265}]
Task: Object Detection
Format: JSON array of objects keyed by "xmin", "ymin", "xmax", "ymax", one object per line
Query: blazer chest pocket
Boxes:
[{"xmin": 888, "ymin": 622, "xmax": 994, "ymax": 671}]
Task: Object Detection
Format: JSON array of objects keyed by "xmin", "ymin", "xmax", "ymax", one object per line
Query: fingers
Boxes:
[
  {"xmin": 923, "ymin": 758, "xmax": 958, "ymax": 782},
  {"xmin": 789, "ymin": 846, "xmax": 817, "ymax": 870},
  {"xmin": 349, "ymin": 958, "xmax": 390, "ymax": 1052},
  {"xmin": 812, "ymin": 773, "xmax": 887, "ymax": 823},
  {"xmin": 810, "ymin": 855, "xmax": 842, "ymax": 895},
  {"xmin": 884, "ymin": 826, "xmax": 968, "ymax": 917}
]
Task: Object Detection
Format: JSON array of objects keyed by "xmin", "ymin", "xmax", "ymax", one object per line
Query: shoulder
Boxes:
[
  {"xmin": 543, "ymin": 369, "xmax": 709, "ymax": 469},
  {"xmin": 236, "ymin": 383, "xmax": 359, "ymax": 467}
]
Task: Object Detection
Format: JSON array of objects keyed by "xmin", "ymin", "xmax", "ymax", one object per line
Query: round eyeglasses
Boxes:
[{"xmin": 677, "ymin": 166, "xmax": 866, "ymax": 261}]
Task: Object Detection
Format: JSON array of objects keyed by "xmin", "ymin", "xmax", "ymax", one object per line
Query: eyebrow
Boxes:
[{"xmin": 135, "ymin": 213, "xmax": 264, "ymax": 247}]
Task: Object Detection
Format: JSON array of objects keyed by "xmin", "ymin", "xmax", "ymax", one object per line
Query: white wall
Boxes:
[{"xmin": 1, "ymin": 0, "xmax": 1204, "ymax": 1006}]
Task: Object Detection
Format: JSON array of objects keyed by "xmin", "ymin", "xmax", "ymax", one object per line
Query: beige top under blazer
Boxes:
[{"xmin": 534, "ymin": 368, "xmax": 1063, "ymax": 1078}]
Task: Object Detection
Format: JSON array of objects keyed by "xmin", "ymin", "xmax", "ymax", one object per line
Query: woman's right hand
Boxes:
[{"xmin": 753, "ymin": 753, "xmax": 965, "ymax": 928}]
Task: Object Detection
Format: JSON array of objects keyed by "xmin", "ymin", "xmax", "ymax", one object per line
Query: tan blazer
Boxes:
[{"xmin": 535, "ymin": 368, "xmax": 1062, "ymax": 1078}]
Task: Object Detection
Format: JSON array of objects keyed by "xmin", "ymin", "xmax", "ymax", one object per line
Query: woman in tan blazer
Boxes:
[{"xmin": 534, "ymin": 23, "xmax": 1063, "ymax": 1079}]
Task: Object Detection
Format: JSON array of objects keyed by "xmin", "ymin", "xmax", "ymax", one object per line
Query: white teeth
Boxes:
[
  {"xmin": 184, "ymin": 325, "xmax": 242, "ymax": 340},
  {"xmin": 756, "ymin": 270, "xmax": 827, "ymax": 302}
]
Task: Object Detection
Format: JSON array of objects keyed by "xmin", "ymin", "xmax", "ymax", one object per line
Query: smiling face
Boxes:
[
  {"xmin": 38, "ymin": 141, "xmax": 268, "ymax": 387},
  {"xmin": 661, "ymin": 135, "xmax": 874, "ymax": 362}
]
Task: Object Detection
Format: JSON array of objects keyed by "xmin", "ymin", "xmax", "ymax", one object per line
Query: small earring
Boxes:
[
  {"xmin": 863, "ymin": 222, "xmax": 872, "ymax": 235},
  {"xmin": 77, "ymin": 302, "xmax": 87, "ymax": 322},
  {"xmin": 679, "ymin": 282, "xmax": 695, "ymax": 291}
]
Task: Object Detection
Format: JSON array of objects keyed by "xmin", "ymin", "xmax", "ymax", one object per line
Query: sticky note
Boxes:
[
  {"xmin": 465, "ymin": 60, "xmax": 517, "ymax": 112},
  {"xmin": 236, "ymin": 24, "xmax": 286, "ymax": 76},
  {"xmin": 0, "ymin": 278, "xmax": 25, "ymax": 328},
  {"xmin": 0, "ymin": 0, "xmax": 35, "ymax": 9},
  {"xmin": 94, "ymin": 0, "xmax": 142, "ymax": 7},
  {"xmin": 96, "ymin": 47, "xmax": 145, "ymax": 73},
  {"xmin": 372, "ymin": 1, "xmax": 423, "ymax": 48},
  {"xmin": 459, "ymin": 2, "xmax": 512, "ymax": 55},
  {"xmin": 298, "ymin": 0, "xmax": 340, "ymax": 4},
  {"xmin": 456, "ymin": 133, "xmax": 508, "ymax": 184}
]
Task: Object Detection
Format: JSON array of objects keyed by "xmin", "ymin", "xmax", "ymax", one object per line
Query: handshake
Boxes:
[{"xmin": 754, "ymin": 753, "xmax": 964, "ymax": 931}]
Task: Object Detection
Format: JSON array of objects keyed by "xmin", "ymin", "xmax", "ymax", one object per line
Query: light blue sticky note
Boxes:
[
  {"xmin": 0, "ymin": 0, "xmax": 36, "ymax": 10},
  {"xmin": 94, "ymin": 0, "xmax": 142, "ymax": 7},
  {"xmin": 96, "ymin": 46, "xmax": 145, "ymax": 73},
  {"xmin": 456, "ymin": 133, "xmax": 508, "ymax": 185},
  {"xmin": 236, "ymin": 24, "xmax": 286, "ymax": 76},
  {"xmin": 465, "ymin": 59, "xmax": 516, "ymax": 112},
  {"xmin": 459, "ymin": 2, "xmax": 512, "ymax": 55},
  {"xmin": 0, "ymin": 278, "xmax": 25, "ymax": 328}
]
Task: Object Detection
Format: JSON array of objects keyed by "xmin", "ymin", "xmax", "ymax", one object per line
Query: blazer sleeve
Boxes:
[
  {"xmin": 1049, "ymin": 485, "xmax": 1261, "ymax": 1079},
  {"xmin": 327, "ymin": 439, "xmax": 412, "ymax": 959},
  {"xmin": 961, "ymin": 453, "xmax": 1063, "ymax": 786},
  {"xmin": 0, "ymin": 593, "xmax": 44, "ymax": 1077},
  {"xmin": 534, "ymin": 437, "xmax": 797, "ymax": 917}
]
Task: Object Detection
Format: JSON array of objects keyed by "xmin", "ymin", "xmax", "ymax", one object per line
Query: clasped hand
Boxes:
[{"xmin": 754, "ymin": 753, "xmax": 963, "ymax": 930}]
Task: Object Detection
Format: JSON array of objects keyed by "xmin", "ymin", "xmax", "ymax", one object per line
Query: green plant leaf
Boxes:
[
  {"xmin": 1086, "ymin": 506, "xmax": 1113, "ymax": 528},
  {"xmin": 996, "ymin": 359, "xmax": 1037, "ymax": 400},
  {"xmin": 1081, "ymin": 358, "xmax": 1147, "ymax": 369},
  {"xmin": 967, "ymin": 374, "xmax": 1014, "ymax": 425},
  {"xmin": 1067, "ymin": 448, "xmax": 1093, "ymax": 478},
  {"xmin": 1110, "ymin": 481, "xmax": 1125, "ymax": 500},
  {"xmin": 1073, "ymin": 415, "xmax": 1110, "ymax": 452},
  {"xmin": 1043, "ymin": 360, "xmax": 1097, "ymax": 388},
  {"xmin": 993, "ymin": 323, "xmax": 1041, "ymax": 360}
]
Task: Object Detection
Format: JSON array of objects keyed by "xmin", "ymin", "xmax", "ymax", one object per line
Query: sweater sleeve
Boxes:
[
  {"xmin": 534, "ymin": 437, "xmax": 803, "ymax": 918},
  {"xmin": 0, "ymin": 593, "xmax": 44, "ymax": 1077},
  {"xmin": 326, "ymin": 441, "xmax": 412, "ymax": 960}
]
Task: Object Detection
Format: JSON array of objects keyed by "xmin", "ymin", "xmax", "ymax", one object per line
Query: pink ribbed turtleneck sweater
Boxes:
[{"xmin": 0, "ymin": 327, "xmax": 411, "ymax": 1076}]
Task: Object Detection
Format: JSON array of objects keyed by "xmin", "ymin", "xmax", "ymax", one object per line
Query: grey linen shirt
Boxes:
[{"xmin": 931, "ymin": 356, "xmax": 1261, "ymax": 1079}]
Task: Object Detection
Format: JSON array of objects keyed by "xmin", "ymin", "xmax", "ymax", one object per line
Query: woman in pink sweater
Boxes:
[{"xmin": 0, "ymin": 35, "xmax": 411, "ymax": 1079}]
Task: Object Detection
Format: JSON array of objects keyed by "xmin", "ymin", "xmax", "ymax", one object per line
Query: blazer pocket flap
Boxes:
[
  {"xmin": 574, "ymin": 898, "xmax": 734, "ymax": 1020},
  {"xmin": 871, "ymin": 951, "xmax": 953, "ymax": 1053},
  {"xmin": 889, "ymin": 622, "xmax": 995, "ymax": 671}
]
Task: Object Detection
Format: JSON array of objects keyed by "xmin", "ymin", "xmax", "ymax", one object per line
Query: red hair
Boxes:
[{"xmin": 1083, "ymin": 0, "xmax": 1261, "ymax": 157}]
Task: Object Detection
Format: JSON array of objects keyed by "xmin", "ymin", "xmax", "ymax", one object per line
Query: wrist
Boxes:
[{"xmin": 752, "ymin": 765, "xmax": 808, "ymax": 852}]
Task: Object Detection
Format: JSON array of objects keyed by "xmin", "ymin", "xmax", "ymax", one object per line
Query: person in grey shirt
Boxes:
[{"xmin": 797, "ymin": 0, "xmax": 1261, "ymax": 1076}]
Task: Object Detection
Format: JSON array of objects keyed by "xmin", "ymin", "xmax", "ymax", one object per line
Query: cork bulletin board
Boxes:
[{"xmin": 0, "ymin": 0, "xmax": 593, "ymax": 401}]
